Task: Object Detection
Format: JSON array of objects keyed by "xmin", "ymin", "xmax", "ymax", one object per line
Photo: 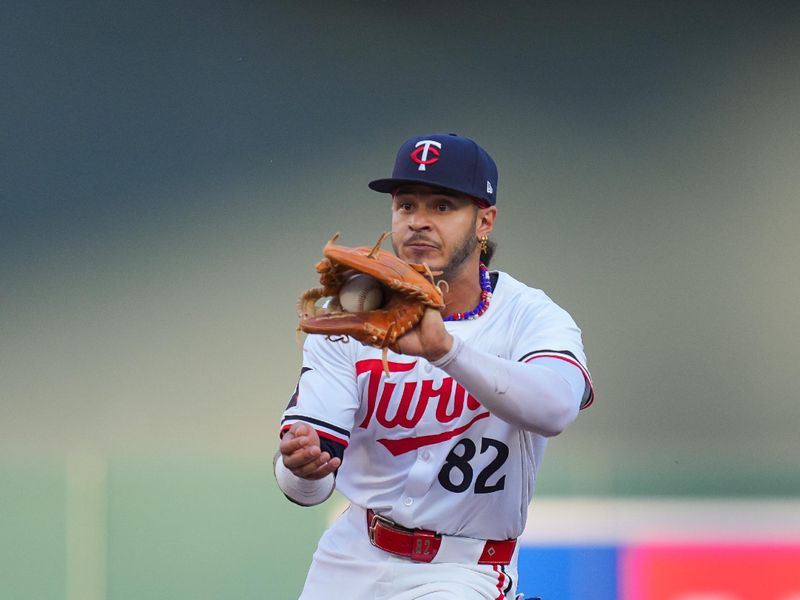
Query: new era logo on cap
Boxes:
[{"xmin": 368, "ymin": 133, "xmax": 499, "ymax": 206}]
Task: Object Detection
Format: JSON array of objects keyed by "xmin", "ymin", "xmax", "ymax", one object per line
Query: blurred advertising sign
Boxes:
[
  {"xmin": 518, "ymin": 498, "xmax": 800, "ymax": 599},
  {"xmin": 621, "ymin": 544, "xmax": 800, "ymax": 600}
]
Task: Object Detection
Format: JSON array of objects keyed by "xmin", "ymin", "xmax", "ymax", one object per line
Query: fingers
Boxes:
[
  {"xmin": 285, "ymin": 449, "xmax": 340, "ymax": 480},
  {"xmin": 280, "ymin": 428, "xmax": 319, "ymax": 466},
  {"xmin": 395, "ymin": 309, "xmax": 452, "ymax": 362},
  {"xmin": 280, "ymin": 422, "xmax": 318, "ymax": 450},
  {"xmin": 300, "ymin": 455, "xmax": 341, "ymax": 480},
  {"xmin": 280, "ymin": 429, "xmax": 314, "ymax": 456},
  {"xmin": 280, "ymin": 423, "xmax": 340, "ymax": 480}
]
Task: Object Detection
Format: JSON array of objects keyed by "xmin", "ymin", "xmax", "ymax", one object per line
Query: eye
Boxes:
[{"xmin": 436, "ymin": 201, "xmax": 451, "ymax": 212}]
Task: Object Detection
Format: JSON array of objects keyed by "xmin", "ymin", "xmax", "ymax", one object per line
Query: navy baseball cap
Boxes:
[{"xmin": 368, "ymin": 133, "xmax": 498, "ymax": 206}]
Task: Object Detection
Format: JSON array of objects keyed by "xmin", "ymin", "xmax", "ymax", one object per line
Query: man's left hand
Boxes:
[{"xmin": 395, "ymin": 308, "xmax": 453, "ymax": 362}]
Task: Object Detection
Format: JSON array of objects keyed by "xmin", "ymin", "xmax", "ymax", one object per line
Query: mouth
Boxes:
[{"xmin": 403, "ymin": 238, "xmax": 439, "ymax": 251}]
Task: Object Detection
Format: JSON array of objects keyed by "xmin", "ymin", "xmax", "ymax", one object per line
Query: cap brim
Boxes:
[
  {"xmin": 368, "ymin": 177, "xmax": 473, "ymax": 196},
  {"xmin": 368, "ymin": 177, "xmax": 494, "ymax": 207},
  {"xmin": 368, "ymin": 178, "xmax": 422, "ymax": 193}
]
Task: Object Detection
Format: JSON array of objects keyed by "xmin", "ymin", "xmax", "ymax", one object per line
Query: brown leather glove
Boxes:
[{"xmin": 297, "ymin": 233, "xmax": 445, "ymax": 367}]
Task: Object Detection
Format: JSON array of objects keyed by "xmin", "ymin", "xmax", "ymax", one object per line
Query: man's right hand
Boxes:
[{"xmin": 279, "ymin": 422, "xmax": 341, "ymax": 480}]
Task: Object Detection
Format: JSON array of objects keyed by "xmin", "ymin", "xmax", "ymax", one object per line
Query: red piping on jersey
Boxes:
[
  {"xmin": 376, "ymin": 411, "xmax": 490, "ymax": 456},
  {"xmin": 317, "ymin": 429, "xmax": 349, "ymax": 447},
  {"xmin": 524, "ymin": 353, "xmax": 595, "ymax": 409},
  {"xmin": 492, "ymin": 565, "xmax": 505, "ymax": 600}
]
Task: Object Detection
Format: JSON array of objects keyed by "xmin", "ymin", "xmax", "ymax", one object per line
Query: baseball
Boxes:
[{"xmin": 338, "ymin": 274, "xmax": 384, "ymax": 313}]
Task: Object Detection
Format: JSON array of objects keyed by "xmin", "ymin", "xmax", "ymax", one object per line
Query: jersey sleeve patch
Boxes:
[
  {"xmin": 519, "ymin": 349, "xmax": 595, "ymax": 409},
  {"xmin": 280, "ymin": 414, "xmax": 351, "ymax": 447}
]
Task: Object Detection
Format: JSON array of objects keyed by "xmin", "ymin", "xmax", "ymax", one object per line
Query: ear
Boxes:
[{"xmin": 475, "ymin": 206, "xmax": 497, "ymax": 238}]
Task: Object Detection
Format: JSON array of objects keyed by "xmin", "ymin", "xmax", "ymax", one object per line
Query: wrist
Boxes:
[
  {"xmin": 425, "ymin": 332, "xmax": 454, "ymax": 363},
  {"xmin": 273, "ymin": 452, "xmax": 335, "ymax": 507},
  {"xmin": 430, "ymin": 334, "xmax": 462, "ymax": 367}
]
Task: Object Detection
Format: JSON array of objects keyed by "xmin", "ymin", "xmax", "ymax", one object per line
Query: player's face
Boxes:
[{"xmin": 390, "ymin": 185, "xmax": 488, "ymax": 279}]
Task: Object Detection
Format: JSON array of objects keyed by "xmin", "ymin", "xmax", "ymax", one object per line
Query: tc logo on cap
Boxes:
[{"xmin": 410, "ymin": 140, "xmax": 442, "ymax": 172}]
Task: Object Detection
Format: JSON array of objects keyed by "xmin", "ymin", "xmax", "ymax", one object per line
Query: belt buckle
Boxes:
[{"xmin": 368, "ymin": 511, "xmax": 393, "ymax": 545}]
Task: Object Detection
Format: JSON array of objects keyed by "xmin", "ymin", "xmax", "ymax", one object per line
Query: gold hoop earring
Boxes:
[{"xmin": 478, "ymin": 235, "xmax": 489, "ymax": 254}]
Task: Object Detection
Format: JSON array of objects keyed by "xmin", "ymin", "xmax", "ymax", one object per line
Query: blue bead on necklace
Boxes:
[{"xmin": 443, "ymin": 263, "xmax": 493, "ymax": 322}]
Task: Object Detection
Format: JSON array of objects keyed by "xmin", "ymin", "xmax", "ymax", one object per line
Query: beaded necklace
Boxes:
[{"xmin": 443, "ymin": 263, "xmax": 493, "ymax": 322}]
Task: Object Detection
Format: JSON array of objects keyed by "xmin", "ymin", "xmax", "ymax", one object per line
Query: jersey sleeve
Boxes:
[
  {"xmin": 280, "ymin": 334, "xmax": 361, "ymax": 452},
  {"xmin": 511, "ymin": 295, "xmax": 595, "ymax": 409}
]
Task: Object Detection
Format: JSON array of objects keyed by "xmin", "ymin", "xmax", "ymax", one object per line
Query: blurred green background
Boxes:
[{"xmin": 2, "ymin": 1, "xmax": 799, "ymax": 598}]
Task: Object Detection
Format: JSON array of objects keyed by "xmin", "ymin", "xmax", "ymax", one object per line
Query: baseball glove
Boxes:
[{"xmin": 297, "ymin": 232, "xmax": 446, "ymax": 373}]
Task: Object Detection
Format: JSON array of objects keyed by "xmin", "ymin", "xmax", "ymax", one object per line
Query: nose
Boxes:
[{"xmin": 407, "ymin": 211, "xmax": 432, "ymax": 231}]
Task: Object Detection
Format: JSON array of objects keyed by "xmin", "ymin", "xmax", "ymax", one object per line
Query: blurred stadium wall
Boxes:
[{"xmin": 2, "ymin": 2, "xmax": 799, "ymax": 598}]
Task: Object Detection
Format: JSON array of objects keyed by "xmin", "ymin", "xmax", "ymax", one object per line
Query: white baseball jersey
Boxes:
[{"xmin": 280, "ymin": 270, "xmax": 593, "ymax": 542}]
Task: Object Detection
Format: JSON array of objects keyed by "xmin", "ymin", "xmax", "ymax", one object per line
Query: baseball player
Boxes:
[{"xmin": 275, "ymin": 133, "xmax": 593, "ymax": 599}]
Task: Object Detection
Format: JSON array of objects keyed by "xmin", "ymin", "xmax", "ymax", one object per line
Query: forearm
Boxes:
[
  {"xmin": 273, "ymin": 451, "xmax": 335, "ymax": 507},
  {"xmin": 432, "ymin": 336, "xmax": 580, "ymax": 436}
]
